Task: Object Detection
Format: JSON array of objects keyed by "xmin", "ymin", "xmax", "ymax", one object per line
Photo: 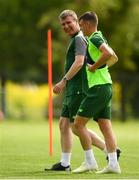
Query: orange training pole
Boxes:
[{"xmin": 47, "ymin": 29, "xmax": 53, "ymax": 156}]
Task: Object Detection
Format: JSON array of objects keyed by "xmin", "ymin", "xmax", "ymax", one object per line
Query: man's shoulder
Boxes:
[
  {"xmin": 75, "ymin": 31, "xmax": 88, "ymax": 45},
  {"xmin": 90, "ymin": 33, "xmax": 102, "ymax": 41},
  {"xmin": 90, "ymin": 31, "xmax": 107, "ymax": 44},
  {"xmin": 89, "ymin": 32, "xmax": 107, "ymax": 48},
  {"xmin": 75, "ymin": 31, "xmax": 85, "ymax": 38}
]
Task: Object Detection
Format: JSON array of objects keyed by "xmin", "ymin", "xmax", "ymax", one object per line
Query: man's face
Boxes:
[
  {"xmin": 79, "ymin": 19, "xmax": 90, "ymax": 36},
  {"xmin": 60, "ymin": 16, "xmax": 79, "ymax": 36}
]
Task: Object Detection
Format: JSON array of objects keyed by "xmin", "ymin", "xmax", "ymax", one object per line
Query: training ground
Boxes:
[{"xmin": 0, "ymin": 119, "xmax": 139, "ymax": 179}]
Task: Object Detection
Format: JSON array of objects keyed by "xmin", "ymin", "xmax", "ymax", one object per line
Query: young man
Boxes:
[
  {"xmin": 45, "ymin": 10, "xmax": 116, "ymax": 171},
  {"xmin": 72, "ymin": 12, "xmax": 121, "ymax": 174}
]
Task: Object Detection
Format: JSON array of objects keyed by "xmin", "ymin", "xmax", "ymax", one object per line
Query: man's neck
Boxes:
[
  {"xmin": 71, "ymin": 30, "xmax": 80, "ymax": 37},
  {"xmin": 88, "ymin": 27, "xmax": 97, "ymax": 37}
]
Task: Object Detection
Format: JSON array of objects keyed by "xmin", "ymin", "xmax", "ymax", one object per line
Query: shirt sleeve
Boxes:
[
  {"xmin": 90, "ymin": 35, "xmax": 105, "ymax": 49},
  {"xmin": 75, "ymin": 35, "xmax": 87, "ymax": 56}
]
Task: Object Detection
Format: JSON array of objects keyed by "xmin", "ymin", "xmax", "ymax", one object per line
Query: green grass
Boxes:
[{"xmin": 0, "ymin": 119, "xmax": 139, "ymax": 179}]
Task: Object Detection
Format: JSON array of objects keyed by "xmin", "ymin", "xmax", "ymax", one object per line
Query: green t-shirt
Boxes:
[
  {"xmin": 86, "ymin": 31, "xmax": 112, "ymax": 88},
  {"xmin": 64, "ymin": 31, "xmax": 88, "ymax": 96}
]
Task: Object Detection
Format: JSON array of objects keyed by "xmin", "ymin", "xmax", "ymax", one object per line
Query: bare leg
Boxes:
[
  {"xmin": 96, "ymin": 119, "xmax": 121, "ymax": 174},
  {"xmin": 59, "ymin": 117, "xmax": 72, "ymax": 152},
  {"xmin": 71, "ymin": 122, "xmax": 105, "ymax": 151},
  {"xmin": 97, "ymin": 119, "xmax": 116, "ymax": 153},
  {"xmin": 74, "ymin": 116, "xmax": 92, "ymax": 150},
  {"xmin": 88, "ymin": 129, "xmax": 105, "ymax": 150},
  {"xmin": 59, "ymin": 117, "xmax": 72, "ymax": 167},
  {"xmin": 72, "ymin": 115, "xmax": 98, "ymax": 172}
]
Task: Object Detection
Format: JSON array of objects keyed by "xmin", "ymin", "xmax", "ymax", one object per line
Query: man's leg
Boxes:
[
  {"xmin": 88, "ymin": 129, "xmax": 106, "ymax": 152},
  {"xmin": 71, "ymin": 122, "xmax": 121, "ymax": 159},
  {"xmin": 96, "ymin": 119, "xmax": 121, "ymax": 174},
  {"xmin": 98, "ymin": 119, "xmax": 116, "ymax": 152},
  {"xmin": 71, "ymin": 123, "xmax": 106, "ymax": 151},
  {"xmin": 59, "ymin": 117, "xmax": 72, "ymax": 167},
  {"xmin": 72, "ymin": 116, "xmax": 98, "ymax": 173},
  {"xmin": 45, "ymin": 117, "xmax": 72, "ymax": 171}
]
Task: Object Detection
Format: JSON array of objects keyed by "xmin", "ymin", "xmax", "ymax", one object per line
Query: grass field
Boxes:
[{"xmin": 0, "ymin": 119, "xmax": 139, "ymax": 179}]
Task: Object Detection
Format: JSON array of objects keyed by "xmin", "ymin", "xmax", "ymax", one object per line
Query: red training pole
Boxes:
[{"xmin": 47, "ymin": 29, "xmax": 53, "ymax": 156}]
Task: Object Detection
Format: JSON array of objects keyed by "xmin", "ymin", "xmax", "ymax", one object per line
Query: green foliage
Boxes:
[
  {"xmin": 0, "ymin": 0, "xmax": 50, "ymax": 82},
  {"xmin": 0, "ymin": 0, "xmax": 139, "ymax": 82},
  {"xmin": 39, "ymin": 0, "xmax": 139, "ymax": 81}
]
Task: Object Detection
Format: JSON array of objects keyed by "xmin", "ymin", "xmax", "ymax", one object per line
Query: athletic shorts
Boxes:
[
  {"xmin": 77, "ymin": 84, "xmax": 112, "ymax": 121},
  {"xmin": 61, "ymin": 93, "xmax": 85, "ymax": 122}
]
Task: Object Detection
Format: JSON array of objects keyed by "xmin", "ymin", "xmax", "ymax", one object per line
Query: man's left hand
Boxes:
[{"xmin": 53, "ymin": 80, "xmax": 66, "ymax": 94}]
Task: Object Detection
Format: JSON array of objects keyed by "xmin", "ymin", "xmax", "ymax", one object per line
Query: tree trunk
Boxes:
[
  {"xmin": 1, "ymin": 73, "xmax": 6, "ymax": 118},
  {"xmin": 121, "ymin": 83, "xmax": 126, "ymax": 121}
]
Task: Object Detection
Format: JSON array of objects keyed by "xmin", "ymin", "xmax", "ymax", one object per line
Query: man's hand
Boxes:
[
  {"xmin": 53, "ymin": 80, "xmax": 66, "ymax": 94},
  {"xmin": 87, "ymin": 63, "xmax": 96, "ymax": 72}
]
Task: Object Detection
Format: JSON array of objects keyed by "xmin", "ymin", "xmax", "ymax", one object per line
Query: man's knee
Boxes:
[
  {"xmin": 59, "ymin": 117, "xmax": 70, "ymax": 134},
  {"xmin": 74, "ymin": 119, "xmax": 85, "ymax": 133},
  {"xmin": 74, "ymin": 116, "xmax": 87, "ymax": 128},
  {"xmin": 74, "ymin": 121, "xmax": 81, "ymax": 130},
  {"xmin": 71, "ymin": 124, "xmax": 79, "ymax": 136}
]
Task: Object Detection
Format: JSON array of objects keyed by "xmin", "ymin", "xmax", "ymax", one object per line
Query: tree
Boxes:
[
  {"xmin": 0, "ymin": 0, "xmax": 67, "ymax": 115},
  {"xmin": 0, "ymin": 0, "xmax": 139, "ymax": 118}
]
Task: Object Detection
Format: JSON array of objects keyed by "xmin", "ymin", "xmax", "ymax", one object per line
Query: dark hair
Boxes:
[{"xmin": 79, "ymin": 11, "xmax": 98, "ymax": 25}]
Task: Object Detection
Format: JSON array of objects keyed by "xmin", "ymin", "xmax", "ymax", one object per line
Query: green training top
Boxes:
[
  {"xmin": 86, "ymin": 31, "xmax": 112, "ymax": 88},
  {"xmin": 64, "ymin": 31, "xmax": 88, "ymax": 96}
]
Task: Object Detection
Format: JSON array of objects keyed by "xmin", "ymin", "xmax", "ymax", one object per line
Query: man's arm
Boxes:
[
  {"xmin": 53, "ymin": 55, "xmax": 85, "ymax": 94},
  {"xmin": 64, "ymin": 55, "xmax": 84, "ymax": 80},
  {"xmin": 106, "ymin": 47, "xmax": 118, "ymax": 67},
  {"xmin": 64, "ymin": 34, "xmax": 87, "ymax": 80},
  {"xmin": 88, "ymin": 43, "xmax": 117, "ymax": 71},
  {"xmin": 53, "ymin": 34, "xmax": 87, "ymax": 94}
]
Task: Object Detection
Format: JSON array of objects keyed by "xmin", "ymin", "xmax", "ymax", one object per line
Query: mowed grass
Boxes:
[{"xmin": 0, "ymin": 119, "xmax": 139, "ymax": 179}]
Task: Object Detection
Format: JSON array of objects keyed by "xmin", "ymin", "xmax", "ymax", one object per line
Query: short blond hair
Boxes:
[{"xmin": 59, "ymin": 9, "xmax": 78, "ymax": 21}]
